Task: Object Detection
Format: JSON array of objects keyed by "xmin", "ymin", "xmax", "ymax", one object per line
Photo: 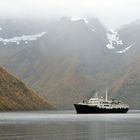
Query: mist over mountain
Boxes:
[
  {"xmin": 0, "ymin": 17, "xmax": 140, "ymax": 109},
  {"xmin": 0, "ymin": 18, "xmax": 55, "ymax": 58},
  {"xmin": 0, "ymin": 18, "xmax": 52, "ymax": 37}
]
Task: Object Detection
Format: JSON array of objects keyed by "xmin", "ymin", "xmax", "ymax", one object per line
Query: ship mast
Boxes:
[{"xmin": 105, "ymin": 88, "xmax": 108, "ymax": 101}]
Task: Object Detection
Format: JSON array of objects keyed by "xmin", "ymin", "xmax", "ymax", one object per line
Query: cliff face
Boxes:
[{"xmin": 0, "ymin": 66, "xmax": 53, "ymax": 110}]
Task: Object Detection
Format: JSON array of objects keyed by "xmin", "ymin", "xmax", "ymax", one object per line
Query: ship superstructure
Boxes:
[{"xmin": 74, "ymin": 90, "xmax": 129, "ymax": 113}]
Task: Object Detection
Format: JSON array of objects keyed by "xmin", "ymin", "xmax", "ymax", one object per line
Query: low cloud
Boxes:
[{"xmin": 0, "ymin": 0, "xmax": 140, "ymax": 29}]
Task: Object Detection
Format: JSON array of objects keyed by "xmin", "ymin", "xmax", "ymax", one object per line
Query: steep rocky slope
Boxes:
[{"xmin": 0, "ymin": 66, "xmax": 53, "ymax": 110}]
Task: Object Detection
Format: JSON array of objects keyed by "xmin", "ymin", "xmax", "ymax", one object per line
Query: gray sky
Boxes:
[{"xmin": 0, "ymin": 0, "xmax": 140, "ymax": 29}]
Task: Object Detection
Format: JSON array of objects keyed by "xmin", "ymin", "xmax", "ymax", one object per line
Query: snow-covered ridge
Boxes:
[
  {"xmin": 71, "ymin": 17, "xmax": 89, "ymax": 24},
  {"xmin": 116, "ymin": 43, "xmax": 135, "ymax": 54},
  {"xmin": 70, "ymin": 17, "xmax": 95, "ymax": 32},
  {"xmin": 0, "ymin": 32, "xmax": 46, "ymax": 45}
]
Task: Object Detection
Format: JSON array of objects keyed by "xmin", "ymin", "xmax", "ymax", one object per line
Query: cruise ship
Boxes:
[{"xmin": 74, "ymin": 90, "xmax": 129, "ymax": 114}]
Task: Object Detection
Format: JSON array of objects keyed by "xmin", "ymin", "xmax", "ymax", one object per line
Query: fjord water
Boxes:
[{"xmin": 0, "ymin": 111, "xmax": 139, "ymax": 140}]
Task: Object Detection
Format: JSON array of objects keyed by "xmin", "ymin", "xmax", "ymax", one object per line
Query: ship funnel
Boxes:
[
  {"xmin": 96, "ymin": 92, "xmax": 98, "ymax": 98},
  {"xmin": 92, "ymin": 91, "xmax": 98, "ymax": 98},
  {"xmin": 105, "ymin": 89, "xmax": 108, "ymax": 101}
]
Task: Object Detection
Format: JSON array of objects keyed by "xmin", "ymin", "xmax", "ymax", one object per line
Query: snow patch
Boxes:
[
  {"xmin": 116, "ymin": 43, "xmax": 135, "ymax": 54},
  {"xmin": 106, "ymin": 30, "xmax": 135, "ymax": 54},
  {"xmin": 25, "ymin": 41, "xmax": 28, "ymax": 44},
  {"xmin": 106, "ymin": 30, "xmax": 123, "ymax": 49},
  {"xmin": 71, "ymin": 17, "xmax": 89, "ymax": 24},
  {"xmin": 106, "ymin": 44, "xmax": 115, "ymax": 49},
  {"xmin": 71, "ymin": 17, "xmax": 95, "ymax": 32},
  {"xmin": 0, "ymin": 32, "xmax": 46, "ymax": 45},
  {"xmin": 17, "ymin": 41, "xmax": 20, "ymax": 45},
  {"xmin": 0, "ymin": 28, "xmax": 2, "ymax": 31}
]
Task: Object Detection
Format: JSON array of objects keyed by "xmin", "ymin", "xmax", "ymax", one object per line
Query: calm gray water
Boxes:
[{"xmin": 0, "ymin": 110, "xmax": 139, "ymax": 140}]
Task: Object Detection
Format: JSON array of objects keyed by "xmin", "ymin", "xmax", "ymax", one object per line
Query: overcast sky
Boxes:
[{"xmin": 0, "ymin": 0, "xmax": 140, "ymax": 29}]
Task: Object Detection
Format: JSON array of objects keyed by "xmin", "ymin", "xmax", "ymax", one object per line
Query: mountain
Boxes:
[
  {"xmin": 1, "ymin": 17, "xmax": 112, "ymax": 109},
  {"xmin": 109, "ymin": 58, "xmax": 140, "ymax": 109},
  {"xmin": 107, "ymin": 20, "xmax": 140, "ymax": 109},
  {"xmin": 1, "ymin": 17, "xmax": 140, "ymax": 109},
  {"xmin": 0, "ymin": 18, "xmax": 52, "ymax": 38},
  {"xmin": 0, "ymin": 66, "xmax": 53, "ymax": 110},
  {"xmin": 0, "ymin": 18, "xmax": 55, "ymax": 58}
]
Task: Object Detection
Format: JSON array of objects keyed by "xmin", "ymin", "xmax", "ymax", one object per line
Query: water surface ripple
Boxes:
[{"xmin": 0, "ymin": 110, "xmax": 139, "ymax": 140}]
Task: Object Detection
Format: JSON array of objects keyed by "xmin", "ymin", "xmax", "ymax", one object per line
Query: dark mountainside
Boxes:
[
  {"xmin": 1, "ymin": 17, "xmax": 140, "ymax": 109},
  {"xmin": 109, "ymin": 20, "xmax": 140, "ymax": 109},
  {"xmin": 0, "ymin": 66, "xmax": 53, "ymax": 110}
]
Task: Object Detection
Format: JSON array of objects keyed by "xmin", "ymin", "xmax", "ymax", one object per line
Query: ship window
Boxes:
[
  {"xmin": 103, "ymin": 102, "xmax": 109, "ymax": 104},
  {"xmin": 104, "ymin": 105, "xmax": 109, "ymax": 106}
]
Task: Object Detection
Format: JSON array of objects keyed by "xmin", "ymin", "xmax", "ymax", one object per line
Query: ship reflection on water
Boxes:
[{"xmin": 0, "ymin": 111, "xmax": 139, "ymax": 140}]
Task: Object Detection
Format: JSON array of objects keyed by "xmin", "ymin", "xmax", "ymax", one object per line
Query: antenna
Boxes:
[{"xmin": 105, "ymin": 88, "xmax": 108, "ymax": 101}]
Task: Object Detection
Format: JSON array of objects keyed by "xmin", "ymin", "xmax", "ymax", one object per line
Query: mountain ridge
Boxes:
[{"xmin": 1, "ymin": 17, "xmax": 140, "ymax": 109}]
